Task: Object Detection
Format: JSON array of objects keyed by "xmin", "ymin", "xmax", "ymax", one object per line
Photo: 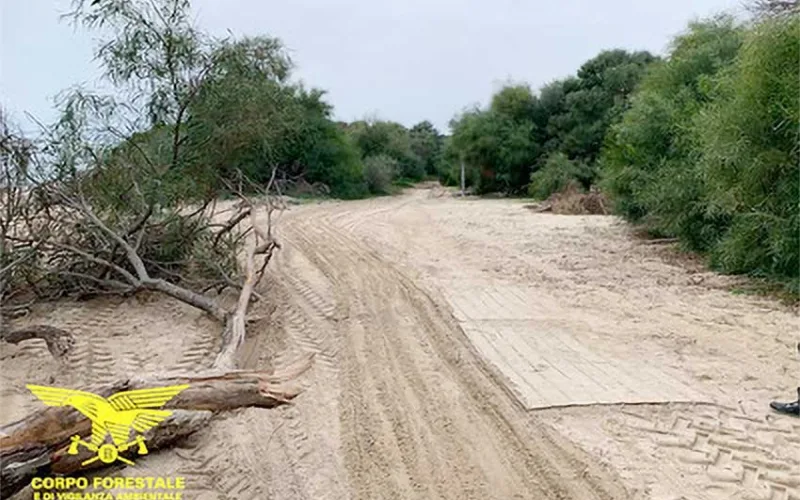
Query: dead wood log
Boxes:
[
  {"xmin": 0, "ymin": 358, "xmax": 310, "ymax": 498},
  {"xmin": 0, "ymin": 325, "xmax": 75, "ymax": 358},
  {"xmin": 643, "ymin": 237, "xmax": 680, "ymax": 245}
]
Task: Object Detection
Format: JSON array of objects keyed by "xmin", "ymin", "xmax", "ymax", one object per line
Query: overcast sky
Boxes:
[{"xmin": 2, "ymin": 0, "xmax": 743, "ymax": 133}]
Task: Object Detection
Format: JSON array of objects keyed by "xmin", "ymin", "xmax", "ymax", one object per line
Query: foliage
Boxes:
[
  {"xmin": 68, "ymin": 0, "xmax": 210, "ymax": 119},
  {"xmin": 601, "ymin": 16, "xmax": 744, "ymax": 235},
  {"xmin": 531, "ymin": 78, "xmax": 579, "ymax": 157},
  {"xmin": 448, "ymin": 85, "xmax": 539, "ymax": 193},
  {"xmin": 548, "ymin": 50, "xmax": 656, "ymax": 166},
  {"xmin": 1, "ymin": 112, "xmax": 34, "ymax": 310},
  {"xmin": 409, "ymin": 121, "xmax": 443, "ymax": 176},
  {"xmin": 747, "ymin": 0, "xmax": 800, "ymax": 17},
  {"xmin": 602, "ymin": 13, "xmax": 799, "ymax": 287},
  {"xmin": 347, "ymin": 119, "xmax": 439, "ymax": 183},
  {"xmin": 528, "ymin": 153, "xmax": 593, "ymax": 200},
  {"xmin": 698, "ymin": 15, "xmax": 799, "ymax": 281},
  {"xmin": 184, "ymin": 38, "xmax": 366, "ymax": 198},
  {"xmin": 435, "ymin": 135, "xmax": 479, "ymax": 188},
  {"xmin": 363, "ymin": 154, "xmax": 398, "ymax": 194},
  {"xmin": 446, "ymin": 51, "xmax": 654, "ymax": 194},
  {"xmin": 62, "ymin": 0, "xmax": 371, "ymax": 201},
  {"xmin": 293, "ymin": 119, "xmax": 366, "ymax": 199},
  {"xmin": 0, "ymin": 0, "xmax": 278, "ymax": 305}
]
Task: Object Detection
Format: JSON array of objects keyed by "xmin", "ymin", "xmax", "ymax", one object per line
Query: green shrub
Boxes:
[
  {"xmin": 601, "ymin": 16, "xmax": 744, "ymax": 225},
  {"xmin": 698, "ymin": 15, "xmax": 800, "ymax": 282},
  {"xmin": 363, "ymin": 154, "xmax": 398, "ymax": 194},
  {"xmin": 602, "ymin": 13, "xmax": 799, "ymax": 288},
  {"xmin": 528, "ymin": 153, "xmax": 593, "ymax": 199},
  {"xmin": 347, "ymin": 120, "xmax": 427, "ymax": 183},
  {"xmin": 299, "ymin": 121, "xmax": 367, "ymax": 199}
]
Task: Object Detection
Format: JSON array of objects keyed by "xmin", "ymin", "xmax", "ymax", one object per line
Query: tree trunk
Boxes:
[
  {"xmin": 0, "ymin": 325, "xmax": 75, "ymax": 359},
  {"xmin": 0, "ymin": 359, "xmax": 310, "ymax": 499}
]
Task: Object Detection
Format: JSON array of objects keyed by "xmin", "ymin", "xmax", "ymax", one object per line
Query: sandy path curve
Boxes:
[
  {"xmin": 4, "ymin": 186, "xmax": 797, "ymax": 500},
  {"xmin": 248, "ymin": 193, "xmax": 628, "ymax": 500}
]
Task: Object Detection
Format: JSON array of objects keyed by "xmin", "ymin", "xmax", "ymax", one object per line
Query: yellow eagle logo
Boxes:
[{"xmin": 27, "ymin": 384, "xmax": 189, "ymax": 466}]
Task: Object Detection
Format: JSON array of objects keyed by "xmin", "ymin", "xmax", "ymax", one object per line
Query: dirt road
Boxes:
[{"xmin": 3, "ymin": 186, "xmax": 798, "ymax": 499}]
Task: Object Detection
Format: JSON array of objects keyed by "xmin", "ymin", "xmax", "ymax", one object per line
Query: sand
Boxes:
[{"xmin": 3, "ymin": 185, "xmax": 797, "ymax": 499}]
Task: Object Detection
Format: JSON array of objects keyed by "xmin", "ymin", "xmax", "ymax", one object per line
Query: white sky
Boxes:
[{"xmin": 2, "ymin": 0, "xmax": 744, "ymax": 133}]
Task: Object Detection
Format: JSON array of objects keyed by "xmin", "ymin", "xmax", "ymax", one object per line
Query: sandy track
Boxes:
[
  {"xmin": 264, "ymin": 200, "xmax": 627, "ymax": 500},
  {"xmin": 1, "ymin": 297, "xmax": 219, "ymax": 424},
  {"xmin": 3, "ymin": 186, "xmax": 798, "ymax": 499},
  {"xmin": 257, "ymin": 187, "xmax": 797, "ymax": 500},
  {"xmin": 307, "ymin": 187, "xmax": 798, "ymax": 500}
]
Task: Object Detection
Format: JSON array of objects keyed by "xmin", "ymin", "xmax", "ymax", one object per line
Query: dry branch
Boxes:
[
  {"xmin": 0, "ymin": 325, "xmax": 75, "ymax": 358},
  {"xmin": 747, "ymin": 0, "xmax": 800, "ymax": 16},
  {"xmin": 643, "ymin": 238, "xmax": 680, "ymax": 245},
  {"xmin": 213, "ymin": 201, "xmax": 277, "ymax": 369}
]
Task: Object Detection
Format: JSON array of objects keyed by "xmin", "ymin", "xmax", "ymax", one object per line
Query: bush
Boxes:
[
  {"xmin": 698, "ymin": 15, "xmax": 800, "ymax": 282},
  {"xmin": 602, "ymin": 13, "xmax": 799, "ymax": 288},
  {"xmin": 363, "ymin": 154, "xmax": 398, "ymax": 194},
  {"xmin": 528, "ymin": 152, "xmax": 593, "ymax": 199},
  {"xmin": 601, "ymin": 16, "xmax": 744, "ymax": 225},
  {"xmin": 347, "ymin": 120, "xmax": 427, "ymax": 183},
  {"xmin": 448, "ymin": 98, "xmax": 538, "ymax": 194},
  {"xmin": 298, "ymin": 121, "xmax": 367, "ymax": 199}
]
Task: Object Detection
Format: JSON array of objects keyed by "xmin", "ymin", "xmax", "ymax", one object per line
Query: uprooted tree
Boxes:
[
  {"xmin": 0, "ymin": 0, "xmax": 311, "ymax": 496},
  {"xmin": 0, "ymin": 119, "xmax": 305, "ymax": 495}
]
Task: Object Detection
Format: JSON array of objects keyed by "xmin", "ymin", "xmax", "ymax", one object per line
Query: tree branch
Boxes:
[{"xmin": 1, "ymin": 325, "xmax": 75, "ymax": 358}]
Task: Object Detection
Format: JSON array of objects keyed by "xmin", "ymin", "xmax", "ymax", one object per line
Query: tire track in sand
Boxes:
[
  {"xmin": 178, "ymin": 238, "xmax": 351, "ymax": 500},
  {"xmin": 278, "ymin": 202, "xmax": 628, "ymax": 500},
  {"xmin": 258, "ymin": 244, "xmax": 349, "ymax": 500},
  {"xmin": 615, "ymin": 404, "xmax": 800, "ymax": 500},
  {"xmin": 54, "ymin": 303, "xmax": 118, "ymax": 386}
]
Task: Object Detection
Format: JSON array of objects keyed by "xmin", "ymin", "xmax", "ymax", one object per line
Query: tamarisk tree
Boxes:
[{"xmin": 0, "ymin": 1, "xmax": 311, "ymax": 496}]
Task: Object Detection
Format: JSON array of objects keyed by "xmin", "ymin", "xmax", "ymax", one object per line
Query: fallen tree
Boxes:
[
  {"xmin": 0, "ymin": 157, "xmax": 301, "ymax": 497},
  {"xmin": 0, "ymin": 177, "xmax": 302, "ymax": 498},
  {"xmin": 0, "ymin": 203, "xmax": 305, "ymax": 497}
]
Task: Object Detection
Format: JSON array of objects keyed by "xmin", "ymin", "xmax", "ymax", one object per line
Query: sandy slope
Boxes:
[{"xmin": 2, "ymin": 186, "xmax": 798, "ymax": 499}]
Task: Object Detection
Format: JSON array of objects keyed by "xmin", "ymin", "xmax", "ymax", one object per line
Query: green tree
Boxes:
[
  {"xmin": 601, "ymin": 16, "xmax": 744, "ymax": 242},
  {"xmin": 409, "ymin": 121, "xmax": 443, "ymax": 176},
  {"xmin": 347, "ymin": 120, "xmax": 424, "ymax": 181},
  {"xmin": 185, "ymin": 40, "xmax": 366, "ymax": 197},
  {"xmin": 446, "ymin": 52, "xmax": 654, "ymax": 196},
  {"xmin": 546, "ymin": 50, "xmax": 656, "ymax": 166},
  {"xmin": 697, "ymin": 14, "xmax": 799, "ymax": 282},
  {"xmin": 448, "ymin": 84, "xmax": 539, "ymax": 193},
  {"xmin": 68, "ymin": 0, "xmax": 220, "ymax": 176},
  {"xmin": 60, "ymin": 0, "xmax": 228, "ymax": 205},
  {"xmin": 531, "ymin": 78, "xmax": 578, "ymax": 157},
  {"xmin": 182, "ymin": 36, "xmax": 294, "ymax": 184},
  {"xmin": 602, "ymin": 13, "xmax": 798, "ymax": 288},
  {"xmin": 528, "ymin": 153, "xmax": 593, "ymax": 199}
]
